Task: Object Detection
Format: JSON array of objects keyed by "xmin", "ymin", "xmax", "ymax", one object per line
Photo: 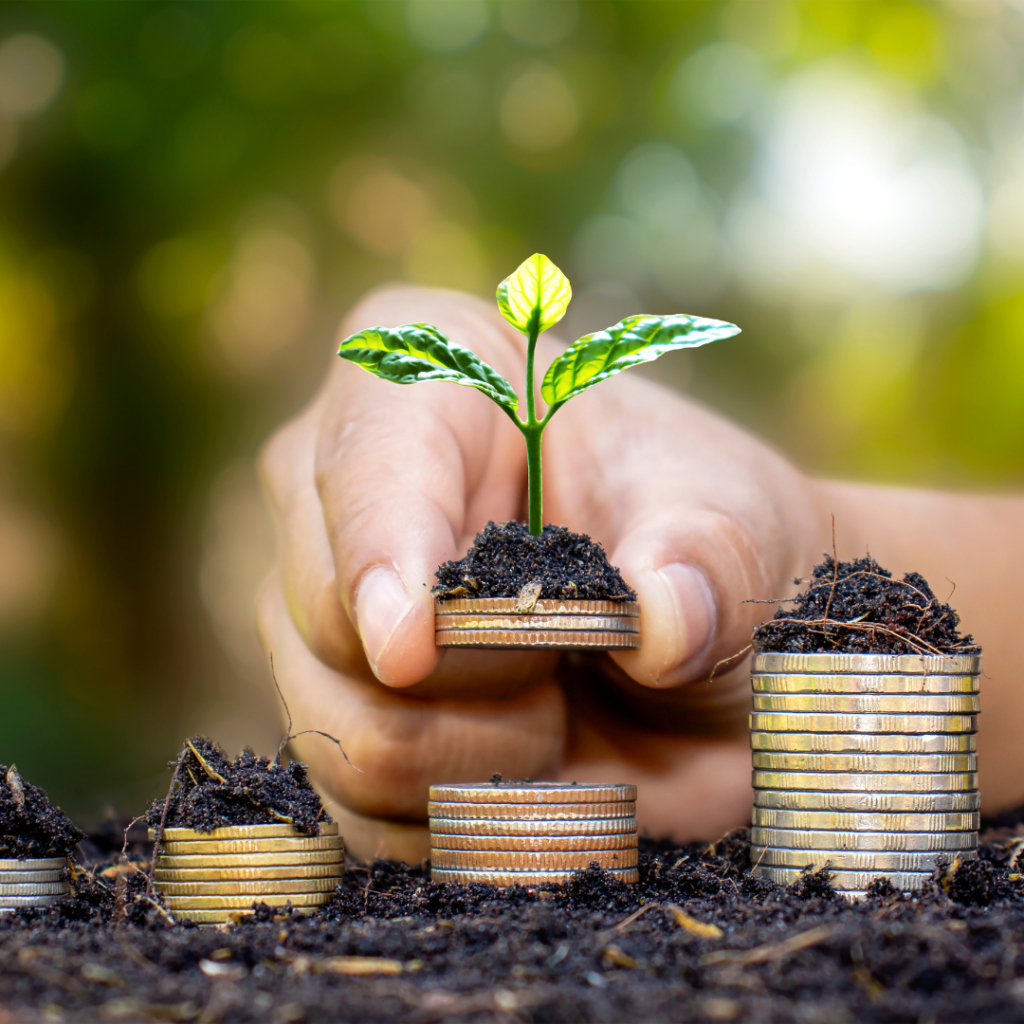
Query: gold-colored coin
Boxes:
[
  {"xmin": 154, "ymin": 863, "xmax": 344, "ymax": 882},
  {"xmin": 152, "ymin": 823, "xmax": 338, "ymax": 842},
  {"xmin": 751, "ymin": 808, "xmax": 979, "ymax": 832},
  {"xmin": 435, "ymin": 614, "xmax": 638, "ymax": 632},
  {"xmin": 428, "ymin": 801, "xmax": 634, "ymax": 821},
  {"xmin": 752, "ymin": 847, "xmax": 976, "ymax": 872},
  {"xmin": 750, "ymin": 827, "xmax": 978, "ymax": 852},
  {"xmin": 0, "ymin": 870, "xmax": 65, "ymax": 883},
  {"xmin": 169, "ymin": 906, "xmax": 318, "ymax": 925},
  {"xmin": 0, "ymin": 881, "xmax": 67, "ymax": 897},
  {"xmin": 752, "ymin": 673, "xmax": 979, "ymax": 695},
  {"xmin": 156, "ymin": 850, "xmax": 344, "ymax": 870},
  {"xmin": 162, "ymin": 892, "xmax": 330, "ymax": 910},
  {"xmin": 429, "ymin": 783, "xmax": 636, "ymax": 805},
  {"xmin": 751, "ymin": 752, "xmax": 977, "ymax": 773},
  {"xmin": 751, "ymin": 693, "xmax": 980, "ymax": 714},
  {"xmin": 155, "ymin": 877, "xmax": 338, "ymax": 897},
  {"xmin": 430, "ymin": 848, "xmax": 638, "ymax": 870},
  {"xmin": 435, "ymin": 629, "xmax": 640, "ymax": 650},
  {"xmin": 753, "ymin": 864, "xmax": 932, "ymax": 891},
  {"xmin": 750, "ymin": 731, "xmax": 975, "ymax": 754},
  {"xmin": 752, "ymin": 771, "xmax": 977, "ymax": 793},
  {"xmin": 753, "ymin": 789, "xmax": 980, "ymax": 813},
  {"xmin": 0, "ymin": 857, "xmax": 66, "ymax": 871},
  {"xmin": 437, "ymin": 598, "xmax": 640, "ymax": 616},
  {"xmin": 751, "ymin": 652, "xmax": 982, "ymax": 676},
  {"xmin": 158, "ymin": 836, "xmax": 345, "ymax": 855},
  {"xmin": 428, "ymin": 817, "xmax": 637, "ymax": 837},
  {"xmin": 749, "ymin": 713, "xmax": 977, "ymax": 734},
  {"xmin": 0, "ymin": 895, "xmax": 62, "ymax": 908},
  {"xmin": 428, "ymin": 833, "xmax": 636, "ymax": 852},
  {"xmin": 430, "ymin": 866, "xmax": 639, "ymax": 887}
]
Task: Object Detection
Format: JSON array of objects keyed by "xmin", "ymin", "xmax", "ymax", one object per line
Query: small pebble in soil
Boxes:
[
  {"xmin": 753, "ymin": 554, "xmax": 979, "ymax": 655},
  {"xmin": 145, "ymin": 737, "xmax": 330, "ymax": 836},
  {"xmin": 433, "ymin": 521, "xmax": 636, "ymax": 601},
  {"xmin": 0, "ymin": 763, "xmax": 84, "ymax": 858}
]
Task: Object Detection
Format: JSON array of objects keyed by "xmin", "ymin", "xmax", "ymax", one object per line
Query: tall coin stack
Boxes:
[
  {"xmin": 151, "ymin": 823, "xmax": 345, "ymax": 924},
  {"xmin": 0, "ymin": 857, "xmax": 68, "ymax": 911},
  {"xmin": 429, "ymin": 782, "xmax": 639, "ymax": 886},
  {"xmin": 435, "ymin": 598, "xmax": 640, "ymax": 649},
  {"xmin": 749, "ymin": 652, "xmax": 981, "ymax": 897}
]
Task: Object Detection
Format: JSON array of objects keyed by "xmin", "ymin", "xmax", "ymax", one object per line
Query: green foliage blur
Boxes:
[{"xmin": 0, "ymin": 0, "xmax": 1022, "ymax": 822}]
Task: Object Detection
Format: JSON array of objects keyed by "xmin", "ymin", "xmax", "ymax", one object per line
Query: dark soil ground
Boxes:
[
  {"xmin": 145, "ymin": 739, "xmax": 330, "ymax": 837},
  {"xmin": 433, "ymin": 521, "xmax": 636, "ymax": 602},
  {"xmin": 753, "ymin": 554, "xmax": 980, "ymax": 656},
  {"xmin": 4, "ymin": 826, "xmax": 1024, "ymax": 1022},
  {"xmin": 0, "ymin": 764, "xmax": 84, "ymax": 859}
]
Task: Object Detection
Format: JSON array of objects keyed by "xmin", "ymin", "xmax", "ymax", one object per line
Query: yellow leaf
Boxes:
[
  {"xmin": 667, "ymin": 904, "xmax": 724, "ymax": 939},
  {"xmin": 496, "ymin": 253, "xmax": 571, "ymax": 336}
]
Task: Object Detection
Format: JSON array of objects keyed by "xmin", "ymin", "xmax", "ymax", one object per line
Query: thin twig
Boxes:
[
  {"xmin": 823, "ymin": 514, "xmax": 839, "ymax": 623},
  {"xmin": 147, "ymin": 751, "xmax": 185, "ymax": 897},
  {"xmin": 708, "ymin": 644, "xmax": 753, "ymax": 685}
]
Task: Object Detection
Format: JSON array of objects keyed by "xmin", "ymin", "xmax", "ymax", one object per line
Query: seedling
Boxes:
[{"xmin": 338, "ymin": 254, "xmax": 741, "ymax": 536}]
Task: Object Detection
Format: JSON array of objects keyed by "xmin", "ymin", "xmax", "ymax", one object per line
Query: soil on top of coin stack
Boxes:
[
  {"xmin": 0, "ymin": 763, "xmax": 84, "ymax": 858},
  {"xmin": 433, "ymin": 520, "xmax": 636, "ymax": 601},
  {"xmin": 144, "ymin": 737, "xmax": 329, "ymax": 836},
  {"xmin": 753, "ymin": 554, "xmax": 980, "ymax": 655}
]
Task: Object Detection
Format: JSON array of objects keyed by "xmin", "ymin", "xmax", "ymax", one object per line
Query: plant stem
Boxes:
[{"xmin": 524, "ymin": 318, "xmax": 543, "ymax": 536}]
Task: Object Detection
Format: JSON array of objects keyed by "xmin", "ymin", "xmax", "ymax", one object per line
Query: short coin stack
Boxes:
[
  {"xmin": 0, "ymin": 857, "xmax": 68, "ymax": 911},
  {"xmin": 750, "ymin": 652, "xmax": 981, "ymax": 897},
  {"xmin": 434, "ymin": 598, "xmax": 640, "ymax": 649},
  {"xmin": 151, "ymin": 823, "xmax": 344, "ymax": 924},
  {"xmin": 429, "ymin": 782, "xmax": 639, "ymax": 886}
]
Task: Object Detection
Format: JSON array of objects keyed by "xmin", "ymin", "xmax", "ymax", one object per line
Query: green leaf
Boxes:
[
  {"xmin": 541, "ymin": 314, "xmax": 741, "ymax": 408},
  {"xmin": 338, "ymin": 323, "xmax": 520, "ymax": 411},
  {"xmin": 496, "ymin": 253, "xmax": 572, "ymax": 337}
]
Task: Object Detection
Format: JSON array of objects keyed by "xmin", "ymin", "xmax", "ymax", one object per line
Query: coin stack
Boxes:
[
  {"xmin": 429, "ymin": 782, "xmax": 639, "ymax": 886},
  {"xmin": 0, "ymin": 856, "xmax": 68, "ymax": 911},
  {"xmin": 749, "ymin": 652, "xmax": 981, "ymax": 897},
  {"xmin": 434, "ymin": 598, "xmax": 640, "ymax": 649},
  {"xmin": 151, "ymin": 823, "xmax": 345, "ymax": 924}
]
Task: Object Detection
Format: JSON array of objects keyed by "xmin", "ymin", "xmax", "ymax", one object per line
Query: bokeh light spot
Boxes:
[
  {"xmin": 407, "ymin": 0, "xmax": 489, "ymax": 54},
  {"xmin": 669, "ymin": 42, "xmax": 767, "ymax": 125},
  {"xmin": 499, "ymin": 0, "xmax": 578, "ymax": 48},
  {"xmin": 865, "ymin": 2, "xmax": 940, "ymax": 85},
  {"xmin": 500, "ymin": 62, "xmax": 578, "ymax": 152},
  {"xmin": 405, "ymin": 220, "xmax": 488, "ymax": 294},
  {"xmin": 0, "ymin": 34, "xmax": 64, "ymax": 117},
  {"xmin": 616, "ymin": 143, "xmax": 701, "ymax": 235}
]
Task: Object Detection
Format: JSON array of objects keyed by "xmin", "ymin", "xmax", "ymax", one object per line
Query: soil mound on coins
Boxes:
[
  {"xmin": 753, "ymin": 554, "xmax": 979, "ymax": 656},
  {"xmin": 145, "ymin": 737, "xmax": 330, "ymax": 836},
  {"xmin": 0, "ymin": 764, "xmax": 84, "ymax": 858},
  {"xmin": 433, "ymin": 521, "xmax": 636, "ymax": 601}
]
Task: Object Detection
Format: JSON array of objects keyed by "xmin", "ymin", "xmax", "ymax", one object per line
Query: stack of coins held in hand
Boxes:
[
  {"xmin": 151, "ymin": 823, "xmax": 344, "ymax": 924},
  {"xmin": 434, "ymin": 598, "xmax": 640, "ymax": 649},
  {"xmin": 0, "ymin": 857, "xmax": 68, "ymax": 911},
  {"xmin": 429, "ymin": 782, "xmax": 639, "ymax": 886},
  {"xmin": 749, "ymin": 652, "xmax": 981, "ymax": 897}
]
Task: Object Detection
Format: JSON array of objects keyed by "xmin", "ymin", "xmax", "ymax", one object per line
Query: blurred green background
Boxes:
[{"xmin": 0, "ymin": 0, "xmax": 1022, "ymax": 824}]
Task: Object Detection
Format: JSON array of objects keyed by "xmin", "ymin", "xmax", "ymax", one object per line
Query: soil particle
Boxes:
[
  {"xmin": 145, "ymin": 738, "xmax": 329, "ymax": 836},
  {"xmin": 433, "ymin": 520, "xmax": 636, "ymax": 601},
  {"xmin": 753, "ymin": 554, "xmax": 979, "ymax": 655},
  {"xmin": 0, "ymin": 764, "xmax": 84, "ymax": 858}
]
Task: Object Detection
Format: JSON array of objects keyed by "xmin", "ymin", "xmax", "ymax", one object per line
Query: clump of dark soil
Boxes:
[
  {"xmin": 434, "ymin": 520, "xmax": 636, "ymax": 601},
  {"xmin": 754, "ymin": 554, "xmax": 979, "ymax": 655},
  {"xmin": 0, "ymin": 764, "xmax": 84, "ymax": 858},
  {"xmin": 145, "ymin": 737, "xmax": 329, "ymax": 836}
]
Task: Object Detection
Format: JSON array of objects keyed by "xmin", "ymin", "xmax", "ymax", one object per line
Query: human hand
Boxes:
[{"xmin": 257, "ymin": 286, "xmax": 829, "ymax": 858}]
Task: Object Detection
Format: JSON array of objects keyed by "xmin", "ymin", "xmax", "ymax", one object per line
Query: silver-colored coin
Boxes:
[
  {"xmin": 752, "ymin": 674, "xmax": 979, "ymax": 695},
  {"xmin": 751, "ymin": 693, "xmax": 980, "ymax": 715},
  {"xmin": 753, "ymin": 789, "xmax": 980, "ymax": 813},
  {"xmin": 0, "ymin": 881, "xmax": 67, "ymax": 897},
  {"xmin": 429, "ymin": 817, "xmax": 637, "ymax": 837},
  {"xmin": 0, "ymin": 894, "xmax": 63, "ymax": 908},
  {"xmin": 753, "ymin": 864, "xmax": 932, "ymax": 891},
  {"xmin": 430, "ymin": 866, "xmax": 639, "ymax": 887},
  {"xmin": 751, "ymin": 752, "xmax": 977, "ymax": 773},
  {"xmin": 753, "ymin": 770, "xmax": 977, "ymax": 792},
  {"xmin": 750, "ymin": 827, "xmax": 978, "ymax": 851},
  {"xmin": 0, "ymin": 857, "xmax": 67, "ymax": 871},
  {"xmin": 752, "ymin": 847, "xmax": 975, "ymax": 872},
  {"xmin": 428, "ymin": 801, "xmax": 635, "ymax": 820},
  {"xmin": 435, "ymin": 629, "xmax": 640, "ymax": 650},
  {"xmin": 751, "ymin": 652, "xmax": 982, "ymax": 676},
  {"xmin": 752, "ymin": 807, "xmax": 979, "ymax": 832},
  {"xmin": 429, "ymin": 783, "xmax": 637, "ymax": 804},
  {"xmin": 0, "ymin": 870, "xmax": 65, "ymax": 883},
  {"xmin": 750, "ymin": 731, "xmax": 975, "ymax": 754},
  {"xmin": 749, "ymin": 713, "xmax": 977, "ymax": 734},
  {"xmin": 430, "ymin": 833, "xmax": 637, "ymax": 852}
]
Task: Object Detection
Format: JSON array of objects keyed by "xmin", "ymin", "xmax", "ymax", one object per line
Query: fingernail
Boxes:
[
  {"xmin": 657, "ymin": 563, "xmax": 716, "ymax": 672},
  {"xmin": 354, "ymin": 568, "xmax": 415, "ymax": 675}
]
